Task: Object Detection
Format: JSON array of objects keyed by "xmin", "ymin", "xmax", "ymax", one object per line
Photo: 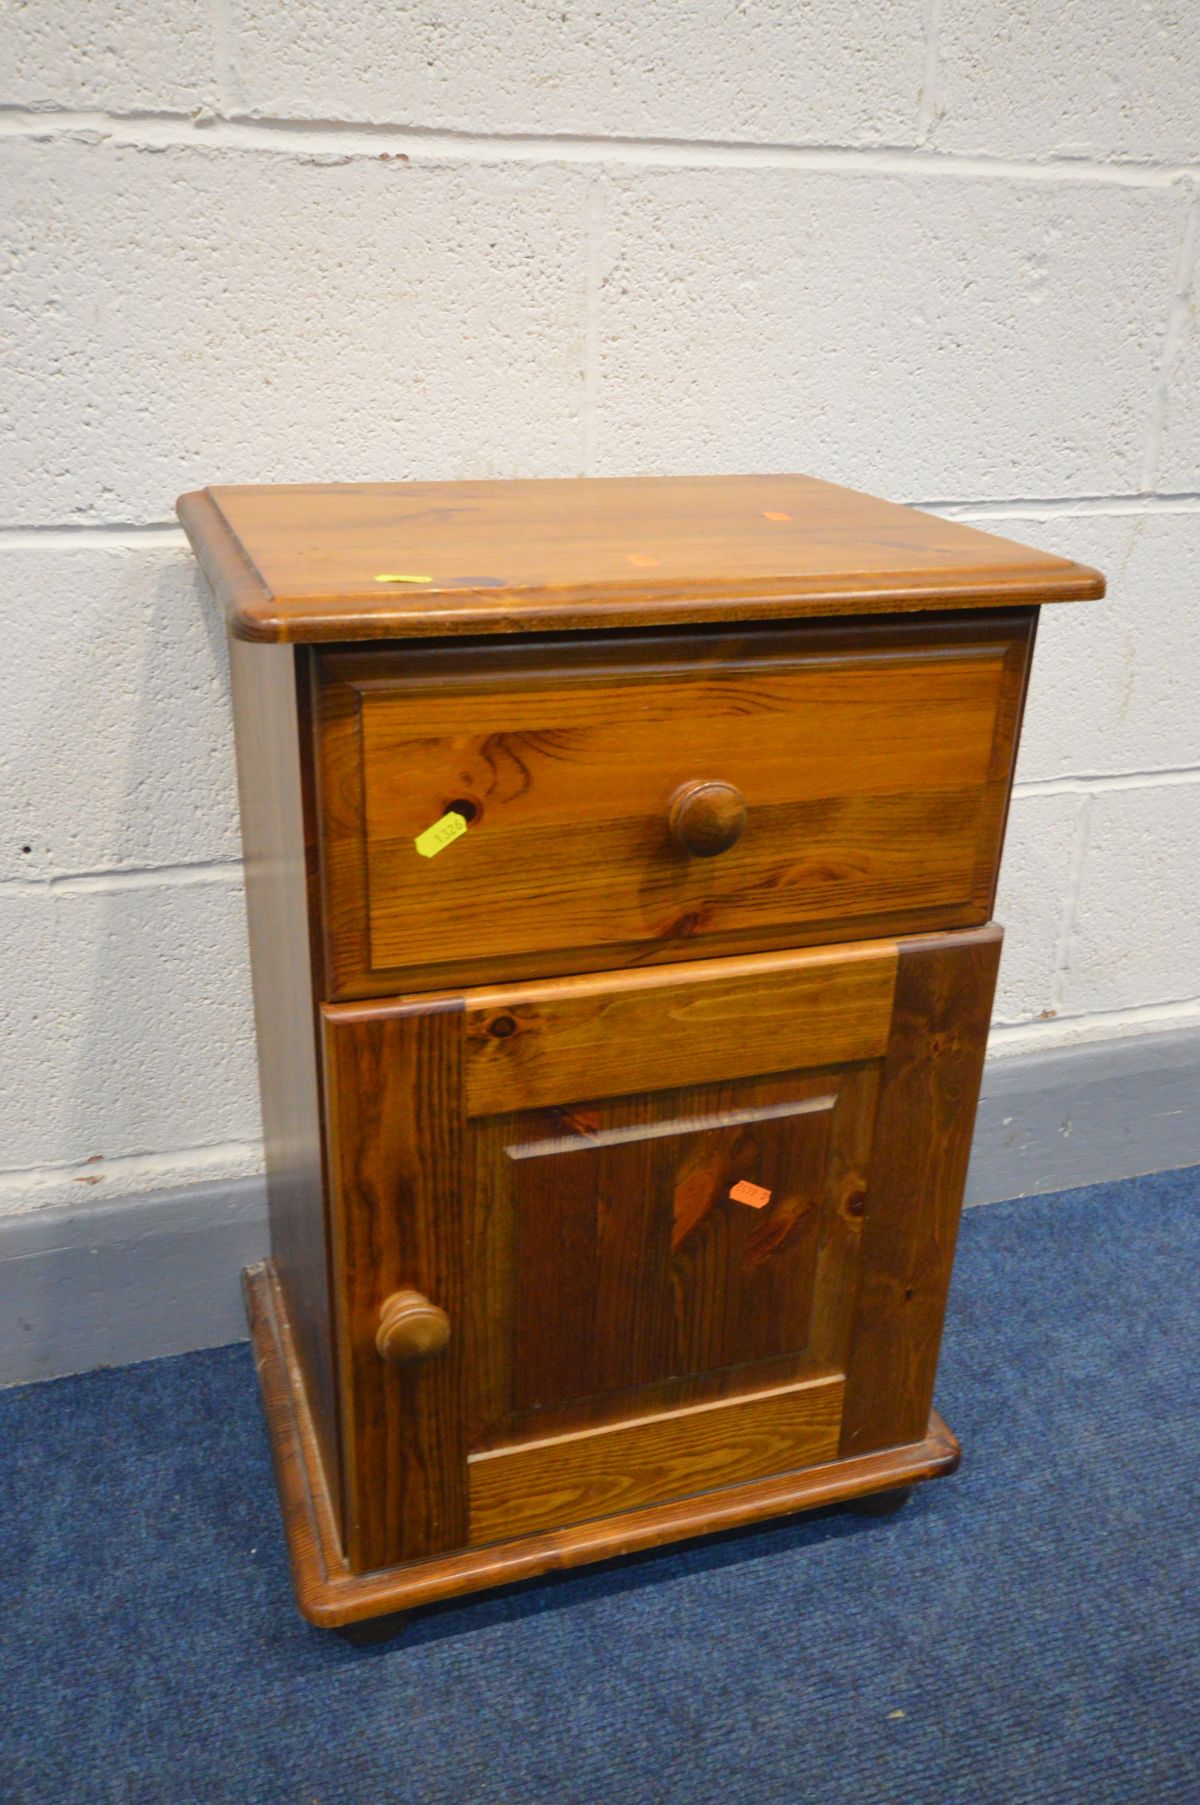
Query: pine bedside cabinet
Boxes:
[{"xmin": 179, "ymin": 475, "xmax": 1102, "ymax": 1628}]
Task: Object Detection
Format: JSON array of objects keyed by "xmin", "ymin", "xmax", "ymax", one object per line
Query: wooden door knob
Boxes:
[
  {"xmin": 376, "ymin": 1291, "xmax": 451, "ymax": 1364},
  {"xmin": 669, "ymin": 781, "xmax": 747, "ymax": 857}
]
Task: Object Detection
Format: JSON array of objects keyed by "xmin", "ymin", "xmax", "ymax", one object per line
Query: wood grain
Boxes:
[
  {"xmin": 508, "ymin": 1090, "xmax": 834, "ymax": 1416},
  {"xmin": 314, "ymin": 614, "xmax": 1032, "ymax": 997},
  {"xmin": 462, "ymin": 941, "xmax": 898, "ymax": 1117},
  {"xmin": 228, "ymin": 636, "xmax": 341, "ymax": 1529},
  {"xmin": 177, "ymin": 475, "xmax": 1103, "ymax": 643},
  {"xmin": 467, "ymin": 1062, "xmax": 874, "ymax": 1453},
  {"xmin": 839, "ymin": 924, "xmax": 1003, "ymax": 1457},
  {"xmin": 468, "ymin": 1373, "xmax": 845, "ymax": 1544},
  {"xmin": 245, "ymin": 1256, "xmax": 958, "ymax": 1628},
  {"xmin": 322, "ymin": 1001, "xmax": 469, "ymax": 1574}
]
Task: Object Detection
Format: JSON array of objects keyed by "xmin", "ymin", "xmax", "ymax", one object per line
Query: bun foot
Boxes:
[
  {"xmin": 336, "ymin": 1612, "xmax": 411, "ymax": 1646},
  {"xmin": 846, "ymin": 1485, "xmax": 915, "ymax": 1517}
]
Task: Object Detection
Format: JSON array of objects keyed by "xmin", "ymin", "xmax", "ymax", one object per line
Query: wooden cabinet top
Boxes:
[{"xmin": 178, "ymin": 473, "xmax": 1102, "ymax": 644}]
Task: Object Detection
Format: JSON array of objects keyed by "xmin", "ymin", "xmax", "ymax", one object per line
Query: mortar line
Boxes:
[
  {"xmin": 1050, "ymin": 791, "xmax": 1094, "ymax": 1015},
  {"xmin": 5, "ymin": 767, "xmax": 1191, "ymax": 903},
  {"xmin": 0, "ymin": 523, "xmax": 183, "ymax": 547},
  {"xmin": 1014, "ymin": 767, "xmax": 1200, "ymax": 797},
  {"xmin": 207, "ymin": 0, "xmax": 243, "ymax": 115},
  {"xmin": 916, "ymin": 0, "xmax": 944, "ymax": 145},
  {"xmin": 2, "ymin": 106, "xmax": 1198, "ymax": 186},
  {"xmin": 2, "ymin": 493, "xmax": 1199, "ymax": 551},
  {"xmin": 0, "ymin": 861, "xmax": 244, "ymax": 897},
  {"xmin": 582, "ymin": 177, "xmax": 606, "ymax": 476},
  {"xmin": 5, "ymin": 768, "xmax": 1194, "ymax": 899},
  {"xmin": 1139, "ymin": 185, "xmax": 1200, "ymax": 492},
  {"xmin": 925, "ymin": 491, "xmax": 1200, "ymax": 517}
]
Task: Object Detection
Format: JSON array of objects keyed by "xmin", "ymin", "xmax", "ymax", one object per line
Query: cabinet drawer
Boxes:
[{"xmin": 314, "ymin": 614, "xmax": 1032, "ymax": 998}]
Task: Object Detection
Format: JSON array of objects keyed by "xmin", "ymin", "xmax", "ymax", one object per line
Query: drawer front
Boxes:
[
  {"xmin": 321, "ymin": 927, "xmax": 1001, "ymax": 1573},
  {"xmin": 315, "ymin": 614, "xmax": 1032, "ymax": 998}
]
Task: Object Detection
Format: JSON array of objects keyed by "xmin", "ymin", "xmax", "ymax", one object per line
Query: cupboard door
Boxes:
[{"xmin": 323, "ymin": 929, "xmax": 999, "ymax": 1573}]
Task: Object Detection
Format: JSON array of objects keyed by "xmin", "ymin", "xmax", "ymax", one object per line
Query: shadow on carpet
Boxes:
[{"xmin": 2, "ymin": 1168, "xmax": 1197, "ymax": 1804}]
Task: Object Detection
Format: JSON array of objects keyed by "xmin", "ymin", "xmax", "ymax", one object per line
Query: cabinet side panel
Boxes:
[
  {"xmin": 839, "ymin": 924, "xmax": 1002, "ymax": 1457},
  {"xmin": 975, "ymin": 606, "xmax": 1039, "ymax": 919},
  {"xmin": 230, "ymin": 638, "xmax": 340, "ymax": 1529}
]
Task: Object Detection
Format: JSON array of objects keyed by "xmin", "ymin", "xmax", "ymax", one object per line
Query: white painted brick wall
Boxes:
[
  {"xmin": 930, "ymin": 1, "xmax": 1200, "ymax": 165},
  {"xmin": 2, "ymin": 1, "xmax": 215, "ymax": 113},
  {"xmin": 0, "ymin": 880, "xmax": 259, "ymax": 1199},
  {"xmin": 1, "ymin": 547, "xmax": 239, "ymax": 878},
  {"xmin": 1062, "ymin": 782, "xmax": 1200, "ymax": 1016},
  {"xmin": 225, "ymin": 1, "xmax": 928, "ymax": 145},
  {"xmin": 1004, "ymin": 512, "xmax": 1200, "ymax": 782},
  {"xmin": 592, "ymin": 170, "xmax": 1185, "ymax": 498},
  {"xmin": 1156, "ymin": 199, "xmax": 1200, "ymax": 493},
  {"xmin": 3, "ymin": 141, "xmax": 590, "ymax": 522},
  {"xmin": 991, "ymin": 791, "xmax": 1082, "ymax": 1026},
  {"xmin": 2, "ymin": 3, "xmax": 1198, "ymax": 1215}
]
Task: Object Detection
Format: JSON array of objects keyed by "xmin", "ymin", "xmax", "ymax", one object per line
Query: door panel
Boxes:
[
  {"xmin": 482, "ymin": 1064, "xmax": 878, "ymax": 1442},
  {"xmin": 322, "ymin": 930, "xmax": 999, "ymax": 1573},
  {"xmin": 508, "ymin": 1089, "xmax": 833, "ymax": 1414}
]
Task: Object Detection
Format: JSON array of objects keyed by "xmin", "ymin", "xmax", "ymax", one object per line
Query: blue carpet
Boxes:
[{"xmin": 2, "ymin": 1169, "xmax": 1198, "ymax": 1804}]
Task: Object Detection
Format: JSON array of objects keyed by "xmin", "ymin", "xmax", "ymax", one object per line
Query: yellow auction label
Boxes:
[{"xmin": 415, "ymin": 811, "xmax": 469, "ymax": 859}]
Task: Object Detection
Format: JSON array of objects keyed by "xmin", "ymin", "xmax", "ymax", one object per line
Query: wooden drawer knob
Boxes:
[
  {"xmin": 376, "ymin": 1291, "xmax": 451, "ymax": 1364},
  {"xmin": 669, "ymin": 781, "xmax": 747, "ymax": 858}
]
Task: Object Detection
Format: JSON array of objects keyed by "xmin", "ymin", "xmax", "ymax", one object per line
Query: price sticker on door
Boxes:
[{"xmin": 729, "ymin": 1180, "xmax": 772, "ymax": 1209}]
